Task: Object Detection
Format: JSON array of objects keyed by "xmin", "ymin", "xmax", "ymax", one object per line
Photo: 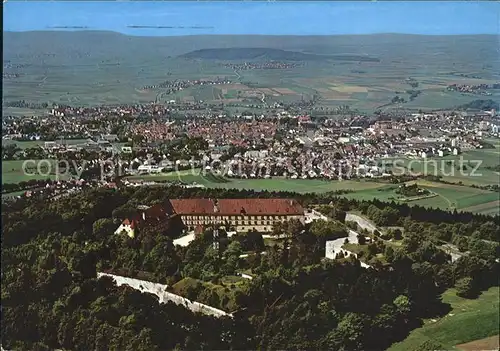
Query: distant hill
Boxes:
[
  {"xmin": 180, "ymin": 47, "xmax": 380, "ymax": 62},
  {"xmin": 4, "ymin": 31, "xmax": 498, "ymax": 64},
  {"xmin": 3, "ymin": 31, "xmax": 499, "ymax": 110}
]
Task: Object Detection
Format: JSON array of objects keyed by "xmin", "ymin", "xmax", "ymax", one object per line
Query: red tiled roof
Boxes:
[
  {"xmin": 169, "ymin": 199, "xmax": 214, "ymax": 215},
  {"xmin": 121, "ymin": 204, "xmax": 169, "ymax": 227},
  {"xmin": 168, "ymin": 199, "xmax": 304, "ymax": 216}
]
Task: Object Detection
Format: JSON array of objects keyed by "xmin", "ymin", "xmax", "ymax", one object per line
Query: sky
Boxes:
[{"xmin": 3, "ymin": 1, "xmax": 500, "ymax": 36}]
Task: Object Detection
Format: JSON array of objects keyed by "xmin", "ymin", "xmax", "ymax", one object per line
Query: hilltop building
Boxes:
[
  {"xmin": 114, "ymin": 204, "xmax": 169, "ymax": 238},
  {"xmin": 169, "ymin": 198, "xmax": 304, "ymax": 233},
  {"xmin": 115, "ymin": 198, "xmax": 305, "ymax": 237}
]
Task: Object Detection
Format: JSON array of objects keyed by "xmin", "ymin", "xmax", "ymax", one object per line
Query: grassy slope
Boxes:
[{"xmin": 388, "ymin": 287, "xmax": 499, "ymax": 351}]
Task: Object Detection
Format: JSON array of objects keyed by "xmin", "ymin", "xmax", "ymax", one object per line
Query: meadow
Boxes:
[
  {"xmin": 2, "ymin": 159, "xmax": 65, "ymax": 184},
  {"xmin": 388, "ymin": 287, "xmax": 499, "ymax": 351}
]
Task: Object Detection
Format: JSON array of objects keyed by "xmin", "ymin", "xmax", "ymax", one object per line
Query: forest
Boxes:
[{"xmin": 2, "ymin": 185, "xmax": 499, "ymax": 350}]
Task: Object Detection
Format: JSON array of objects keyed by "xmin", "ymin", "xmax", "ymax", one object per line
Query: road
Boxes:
[
  {"xmin": 345, "ymin": 213, "xmax": 377, "ymax": 233},
  {"xmin": 233, "ymin": 69, "xmax": 241, "ymax": 81}
]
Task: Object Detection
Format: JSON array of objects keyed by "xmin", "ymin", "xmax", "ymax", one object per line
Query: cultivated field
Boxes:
[
  {"xmin": 345, "ymin": 180, "xmax": 499, "ymax": 215},
  {"xmin": 388, "ymin": 287, "xmax": 499, "ymax": 351},
  {"xmin": 456, "ymin": 335, "xmax": 499, "ymax": 351},
  {"xmin": 381, "ymin": 148, "xmax": 500, "ymax": 187},
  {"xmin": 4, "ymin": 32, "xmax": 499, "ymax": 113},
  {"xmin": 126, "ymin": 171, "xmax": 499, "ymax": 215}
]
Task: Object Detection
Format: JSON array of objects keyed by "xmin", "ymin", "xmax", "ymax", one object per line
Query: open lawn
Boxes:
[
  {"xmin": 388, "ymin": 287, "xmax": 499, "ymax": 351},
  {"xmin": 2, "ymin": 159, "xmax": 69, "ymax": 184}
]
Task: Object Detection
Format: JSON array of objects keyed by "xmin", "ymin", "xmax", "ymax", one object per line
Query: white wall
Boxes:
[
  {"xmin": 114, "ymin": 224, "xmax": 134, "ymax": 238},
  {"xmin": 97, "ymin": 272, "xmax": 232, "ymax": 318},
  {"xmin": 325, "ymin": 230, "xmax": 371, "ymax": 268}
]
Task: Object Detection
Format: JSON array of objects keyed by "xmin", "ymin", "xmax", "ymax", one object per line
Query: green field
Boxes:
[
  {"xmin": 127, "ymin": 171, "xmax": 386, "ymax": 193},
  {"xmin": 2, "ymin": 159, "xmax": 68, "ymax": 184},
  {"xmin": 381, "ymin": 148, "xmax": 500, "ymax": 187},
  {"xmin": 345, "ymin": 180, "xmax": 499, "ymax": 215},
  {"xmin": 388, "ymin": 287, "xmax": 499, "ymax": 351},
  {"xmin": 126, "ymin": 171, "xmax": 499, "ymax": 215}
]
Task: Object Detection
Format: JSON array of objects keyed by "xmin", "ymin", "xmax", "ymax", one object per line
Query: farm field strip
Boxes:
[
  {"xmin": 456, "ymin": 335, "xmax": 499, "ymax": 351},
  {"xmin": 460, "ymin": 200, "xmax": 500, "ymax": 214},
  {"xmin": 123, "ymin": 172, "xmax": 499, "ymax": 215}
]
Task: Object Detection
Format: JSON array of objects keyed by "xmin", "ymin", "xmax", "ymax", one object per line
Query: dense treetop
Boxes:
[{"xmin": 2, "ymin": 185, "xmax": 499, "ymax": 350}]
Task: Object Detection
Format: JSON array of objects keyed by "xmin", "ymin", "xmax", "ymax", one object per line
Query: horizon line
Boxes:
[{"xmin": 5, "ymin": 29, "xmax": 499, "ymax": 37}]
